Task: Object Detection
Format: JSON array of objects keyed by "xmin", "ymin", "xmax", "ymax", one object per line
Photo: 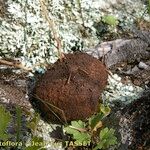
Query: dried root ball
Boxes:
[{"xmin": 33, "ymin": 52, "xmax": 108, "ymax": 123}]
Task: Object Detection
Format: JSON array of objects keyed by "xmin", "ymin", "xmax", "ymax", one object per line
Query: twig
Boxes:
[
  {"xmin": 77, "ymin": 0, "xmax": 85, "ymax": 28},
  {"xmin": 33, "ymin": 94, "xmax": 67, "ymax": 124},
  {"xmin": 66, "ymin": 72, "xmax": 72, "ymax": 84},
  {"xmin": 39, "ymin": 0, "xmax": 64, "ymax": 61},
  {"xmin": 69, "ymin": 125, "xmax": 87, "ymax": 132},
  {"xmin": 0, "ymin": 59, "xmax": 32, "ymax": 71}
]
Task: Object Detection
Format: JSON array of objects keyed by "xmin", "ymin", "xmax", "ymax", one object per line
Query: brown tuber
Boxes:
[{"xmin": 33, "ymin": 52, "xmax": 108, "ymax": 124}]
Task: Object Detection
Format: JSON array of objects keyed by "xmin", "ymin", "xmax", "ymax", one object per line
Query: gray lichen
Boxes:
[{"xmin": 0, "ymin": 0, "xmax": 149, "ymax": 71}]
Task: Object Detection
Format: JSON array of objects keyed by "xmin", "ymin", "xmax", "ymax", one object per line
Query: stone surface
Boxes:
[
  {"xmin": 138, "ymin": 61, "xmax": 149, "ymax": 70},
  {"xmin": 33, "ymin": 52, "xmax": 108, "ymax": 123},
  {"xmin": 119, "ymin": 90, "xmax": 150, "ymax": 150}
]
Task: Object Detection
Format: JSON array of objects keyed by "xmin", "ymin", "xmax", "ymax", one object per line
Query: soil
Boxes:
[
  {"xmin": 33, "ymin": 52, "xmax": 108, "ymax": 124},
  {"xmin": 0, "ymin": 67, "xmax": 31, "ymax": 109}
]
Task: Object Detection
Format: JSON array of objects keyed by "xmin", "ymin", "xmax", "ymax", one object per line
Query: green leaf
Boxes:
[
  {"xmin": 89, "ymin": 113, "xmax": 103, "ymax": 129},
  {"xmin": 148, "ymin": 0, "xmax": 150, "ymax": 14},
  {"xmin": 64, "ymin": 120, "xmax": 91, "ymax": 146},
  {"xmin": 64, "ymin": 120, "xmax": 86, "ymax": 135},
  {"xmin": 16, "ymin": 106, "xmax": 22, "ymax": 143},
  {"xmin": 64, "ymin": 126, "xmax": 78, "ymax": 135},
  {"xmin": 74, "ymin": 132, "xmax": 91, "ymax": 145},
  {"xmin": 93, "ymin": 127, "xmax": 117, "ymax": 150},
  {"xmin": 71, "ymin": 120, "xmax": 85, "ymax": 128},
  {"xmin": 25, "ymin": 136, "xmax": 46, "ymax": 150},
  {"xmin": 0, "ymin": 105, "xmax": 12, "ymax": 141},
  {"xmin": 100, "ymin": 104, "xmax": 111, "ymax": 117},
  {"xmin": 89, "ymin": 105, "xmax": 111, "ymax": 130},
  {"xmin": 27, "ymin": 113, "xmax": 40, "ymax": 133},
  {"xmin": 102, "ymin": 15, "xmax": 118, "ymax": 26}
]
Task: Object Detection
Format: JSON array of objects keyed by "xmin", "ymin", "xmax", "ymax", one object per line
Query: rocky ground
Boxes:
[{"xmin": 0, "ymin": 54, "xmax": 149, "ymax": 150}]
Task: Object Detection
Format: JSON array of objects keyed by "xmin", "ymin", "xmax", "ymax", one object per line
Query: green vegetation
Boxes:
[
  {"xmin": 64, "ymin": 104, "xmax": 117, "ymax": 149},
  {"xmin": 0, "ymin": 104, "xmax": 117, "ymax": 150},
  {"xmin": 147, "ymin": 0, "xmax": 150, "ymax": 14},
  {"xmin": 93, "ymin": 128, "xmax": 117, "ymax": 150},
  {"xmin": 0, "ymin": 105, "xmax": 45, "ymax": 150},
  {"xmin": 0, "ymin": 105, "xmax": 12, "ymax": 141},
  {"xmin": 102, "ymin": 15, "xmax": 118, "ymax": 26}
]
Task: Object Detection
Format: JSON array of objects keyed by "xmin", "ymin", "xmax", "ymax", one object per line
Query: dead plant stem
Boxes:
[{"xmin": 39, "ymin": 0, "xmax": 64, "ymax": 60}]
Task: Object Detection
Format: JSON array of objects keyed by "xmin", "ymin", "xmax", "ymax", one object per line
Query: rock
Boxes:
[
  {"xmin": 119, "ymin": 90, "xmax": 150, "ymax": 149},
  {"xmin": 131, "ymin": 65, "xmax": 139, "ymax": 73},
  {"xmin": 138, "ymin": 62, "xmax": 149, "ymax": 70},
  {"xmin": 33, "ymin": 52, "xmax": 108, "ymax": 123}
]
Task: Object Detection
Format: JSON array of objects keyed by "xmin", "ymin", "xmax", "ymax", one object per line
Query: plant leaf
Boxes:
[
  {"xmin": 64, "ymin": 120, "xmax": 87, "ymax": 134},
  {"xmin": 0, "ymin": 105, "xmax": 12, "ymax": 141},
  {"xmin": 74, "ymin": 132, "xmax": 91, "ymax": 145},
  {"xmin": 93, "ymin": 127, "xmax": 117, "ymax": 150},
  {"xmin": 100, "ymin": 104, "xmax": 111, "ymax": 117},
  {"xmin": 27, "ymin": 113, "xmax": 40, "ymax": 133},
  {"xmin": 92, "ymin": 121, "xmax": 103, "ymax": 132},
  {"xmin": 64, "ymin": 120, "xmax": 91, "ymax": 146},
  {"xmin": 71, "ymin": 120, "xmax": 85, "ymax": 128},
  {"xmin": 89, "ymin": 113, "xmax": 103, "ymax": 130},
  {"xmin": 102, "ymin": 15, "xmax": 118, "ymax": 26},
  {"xmin": 16, "ymin": 106, "xmax": 22, "ymax": 143}
]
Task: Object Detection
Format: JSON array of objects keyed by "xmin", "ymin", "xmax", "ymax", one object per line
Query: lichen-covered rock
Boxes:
[
  {"xmin": 119, "ymin": 90, "xmax": 150, "ymax": 149},
  {"xmin": 33, "ymin": 52, "xmax": 108, "ymax": 123}
]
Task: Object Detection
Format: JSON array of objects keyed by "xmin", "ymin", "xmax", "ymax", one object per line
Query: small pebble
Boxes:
[
  {"xmin": 131, "ymin": 65, "xmax": 139, "ymax": 73},
  {"xmin": 138, "ymin": 62, "xmax": 149, "ymax": 70}
]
